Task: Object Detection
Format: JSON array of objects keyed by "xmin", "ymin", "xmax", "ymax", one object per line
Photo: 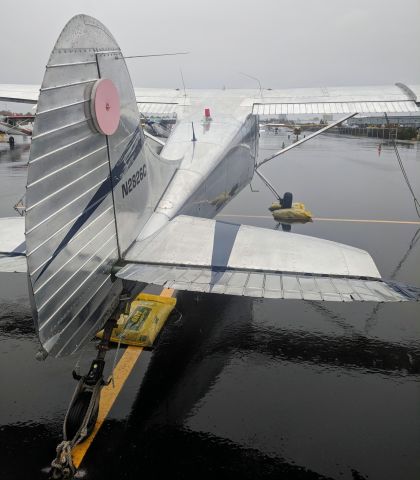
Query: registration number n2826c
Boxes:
[{"xmin": 122, "ymin": 164, "xmax": 147, "ymax": 198}]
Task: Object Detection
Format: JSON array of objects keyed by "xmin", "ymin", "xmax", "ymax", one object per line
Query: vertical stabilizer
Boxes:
[{"xmin": 26, "ymin": 15, "xmax": 148, "ymax": 356}]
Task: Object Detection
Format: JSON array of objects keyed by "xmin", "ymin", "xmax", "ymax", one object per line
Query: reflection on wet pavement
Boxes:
[{"xmin": 0, "ymin": 132, "xmax": 420, "ymax": 479}]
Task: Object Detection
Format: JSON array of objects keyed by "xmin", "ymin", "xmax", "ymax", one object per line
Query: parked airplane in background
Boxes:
[
  {"xmin": 263, "ymin": 121, "xmax": 315, "ymax": 139},
  {"xmin": 0, "ymin": 114, "xmax": 33, "ymax": 145},
  {"xmin": 0, "ymin": 15, "xmax": 419, "ymax": 471}
]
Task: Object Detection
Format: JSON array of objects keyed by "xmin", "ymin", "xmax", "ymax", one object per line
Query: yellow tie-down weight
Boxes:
[
  {"xmin": 97, "ymin": 293, "xmax": 177, "ymax": 347},
  {"xmin": 269, "ymin": 202, "xmax": 313, "ymax": 224}
]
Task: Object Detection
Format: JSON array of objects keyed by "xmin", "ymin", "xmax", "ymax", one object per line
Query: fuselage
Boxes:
[{"xmin": 138, "ymin": 106, "xmax": 258, "ymax": 239}]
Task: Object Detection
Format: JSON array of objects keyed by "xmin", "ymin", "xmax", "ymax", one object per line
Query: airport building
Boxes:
[{"xmin": 348, "ymin": 115, "xmax": 420, "ymax": 128}]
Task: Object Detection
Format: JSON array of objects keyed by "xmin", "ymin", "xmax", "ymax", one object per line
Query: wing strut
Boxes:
[
  {"xmin": 256, "ymin": 112, "xmax": 357, "ymax": 169},
  {"xmin": 254, "ymin": 168, "xmax": 282, "ymax": 201},
  {"xmin": 254, "ymin": 113, "xmax": 357, "ymax": 200}
]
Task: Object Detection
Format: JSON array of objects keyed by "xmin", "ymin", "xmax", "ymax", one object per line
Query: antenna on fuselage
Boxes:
[
  {"xmin": 180, "ymin": 68, "xmax": 187, "ymax": 99},
  {"xmin": 239, "ymin": 71, "xmax": 263, "ymax": 98},
  {"xmin": 124, "ymin": 51, "xmax": 189, "ymax": 59},
  {"xmin": 191, "ymin": 121, "xmax": 197, "ymax": 142}
]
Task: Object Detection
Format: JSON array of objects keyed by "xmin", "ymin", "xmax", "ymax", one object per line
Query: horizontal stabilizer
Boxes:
[
  {"xmin": 0, "ymin": 255, "xmax": 26, "ymax": 273},
  {"xmin": 117, "ymin": 216, "xmax": 420, "ymax": 302},
  {"xmin": 0, "ymin": 217, "xmax": 26, "ymax": 273}
]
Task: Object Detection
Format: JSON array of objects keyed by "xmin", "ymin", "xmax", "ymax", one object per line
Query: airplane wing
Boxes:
[
  {"xmin": 0, "ymin": 84, "xmax": 182, "ymax": 118},
  {"xmin": 1, "ymin": 83, "xmax": 419, "ymax": 115},
  {"xmin": 134, "ymin": 84, "xmax": 420, "ymax": 115},
  {"xmin": 134, "ymin": 87, "xmax": 187, "ymax": 118},
  {"xmin": 241, "ymin": 83, "xmax": 420, "ymax": 114},
  {"xmin": 0, "ymin": 84, "xmax": 183, "ymax": 116},
  {"xmin": 116, "ymin": 215, "xmax": 420, "ymax": 302},
  {"xmin": 0, "ymin": 84, "xmax": 39, "ymax": 104}
]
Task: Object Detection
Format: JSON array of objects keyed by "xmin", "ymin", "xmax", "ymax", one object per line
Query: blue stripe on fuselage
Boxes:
[{"xmin": 34, "ymin": 126, "xmax": 143, "ymax": 282}]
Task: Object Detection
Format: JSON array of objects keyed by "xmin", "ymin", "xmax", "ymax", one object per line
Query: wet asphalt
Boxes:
[{"xmin": 0, "ymin": 131, "xmax": 420, "ymax": 480}]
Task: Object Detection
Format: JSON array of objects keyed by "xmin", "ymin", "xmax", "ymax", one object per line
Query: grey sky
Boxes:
[{"xmin": 1, "ymin": 0, "xmax": 419, "ymax": 90}]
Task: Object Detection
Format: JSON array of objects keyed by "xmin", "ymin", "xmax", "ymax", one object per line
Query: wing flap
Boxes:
[
  {"xmin": 117, "ymin": 215, "xmax": 420, "ymax": 302},
  {"xmin": 138, "ymin": 103, "xmax": 178, "ymax": 119},
  {"xmin": 244, "ymin": 83, "xmax": 420, "ymax": 114},
  {"xmin": 252, "ymin": 100, "xmax": 418, "ymax": 114},
  {"xmin": 117, "ymin": 263, "xmax": 417, "ymax": 302},
  {"xmin": 135, "ymin": 87, "xmax": 189, "ymax": 119}
]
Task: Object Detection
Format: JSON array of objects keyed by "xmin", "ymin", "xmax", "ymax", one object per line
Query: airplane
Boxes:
[
  {"xmin": 0, "ymin": 14, "xmax": 419, "ymax": 475},
  {"xmin": 0, "ymin": 114, "xmax": 33, "ymax": 146},
  {"xmin": 262, "ymin": 121, "xmax": 333, "ymax": 143}
]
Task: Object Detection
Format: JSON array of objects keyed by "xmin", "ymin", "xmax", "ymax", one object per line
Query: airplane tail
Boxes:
[{"xmin": 25, "ymin": 15, "xmax": 156, "ymax": 357}]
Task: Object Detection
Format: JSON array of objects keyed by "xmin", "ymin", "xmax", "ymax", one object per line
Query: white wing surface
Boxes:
[
  {"xmin": 117, "ymin": 216, "xmax": 420, "ymax": 302},
  {"xmin": 134, "ymin": 83, "xmax": 420, "ymax": 115},
  {"xmin": 2, "ymin": 83, "xmax": 419, "ymax": 114},
  {"xmin": 0, "ymin": 217, "xmax": 26, "ymax": 273},
  {"xmin": 241, "ymin": 83, "xmax": 420, "ymax": 114},
  {"xmin": 0, "ymin": 84, "xmax": 39, "ymax": 104}
]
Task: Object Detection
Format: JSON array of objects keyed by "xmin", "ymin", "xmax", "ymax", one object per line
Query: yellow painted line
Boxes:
[
  {"xmin": 160, "ymin": 288, "xmax": 175, "ymax": 297},
  {"xmin": 315, "ymin": 217, "xmax": 420, "ymax": 225},
  {"xmin": 72, "ymin": 346, "xmax": 143, "ymax": 467},
  {"xmin": 72, "ymin": 287, "xmax": 174, "ymax": 469},
  {"xmin": 217, "ymin": 214, "xmax": 272, "ymax": 219},
  {"xmin": 216, "ymin": 214, "xmax": 420, "ymax": 225}
]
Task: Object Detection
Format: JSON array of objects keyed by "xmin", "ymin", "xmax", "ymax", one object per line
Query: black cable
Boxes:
[
  {"xmin": 124, "ymin": 52, "xmax": 189, "ymax": 59},
  {"xmin": 384, "ymin": 112, "xmax": 420, "ymax": 218}
]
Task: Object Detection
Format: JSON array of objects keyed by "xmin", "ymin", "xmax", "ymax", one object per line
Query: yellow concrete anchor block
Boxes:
[{"xmin": 97, "ymin": 293, "xmax": 177, "ymax": 348}]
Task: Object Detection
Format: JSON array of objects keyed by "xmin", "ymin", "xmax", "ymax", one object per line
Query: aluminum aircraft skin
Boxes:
[{"xmin": 0, "ymin": 14, "xmax": 420, "ymax": 358}]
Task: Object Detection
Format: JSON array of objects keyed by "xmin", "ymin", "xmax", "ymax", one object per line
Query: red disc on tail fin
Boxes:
[{"xmin": 91, "ymin": 78, "xmax": 120, "ymax": 135}]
